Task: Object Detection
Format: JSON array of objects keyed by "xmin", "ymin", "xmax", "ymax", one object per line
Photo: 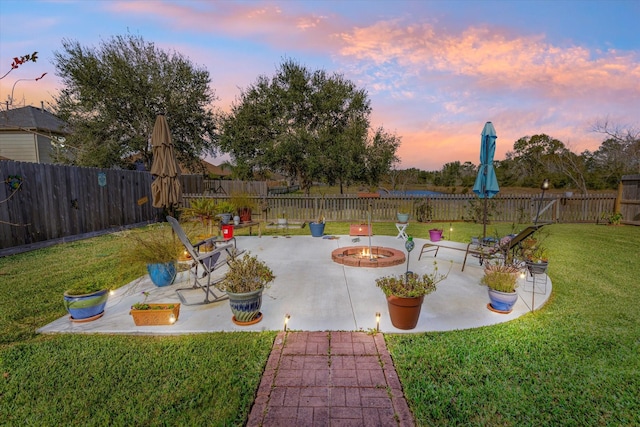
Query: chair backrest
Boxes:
[
  {"xmin": 505, "ymin": 224, "xmax": 544, "ymax": 250},
  {"xmin": 166, "ymin": 215, "xmax": 200, "ymax": 260}
]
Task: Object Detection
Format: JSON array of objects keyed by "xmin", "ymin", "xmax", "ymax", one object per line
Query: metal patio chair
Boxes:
[{"xmin": 167, "ymin": 215, "xmax": 236, "ymax": 305}]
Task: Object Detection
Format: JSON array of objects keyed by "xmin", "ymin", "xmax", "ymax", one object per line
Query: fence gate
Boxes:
[{"xmin": 619, "ymin": 174, "xmax": 640, "ymax": 225}]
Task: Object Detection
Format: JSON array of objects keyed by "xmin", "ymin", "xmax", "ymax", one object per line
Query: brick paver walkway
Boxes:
[{"xmin": 247, "ymin": 331, "xmax": 414, "ymax": 426}]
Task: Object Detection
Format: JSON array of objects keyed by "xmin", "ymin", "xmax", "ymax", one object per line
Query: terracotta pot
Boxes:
[
  {"xmin": 130, "ymin": 303, "xmax": 180, "ymax": 326},
  {"xmin": 386, "ymin": 295, "xmax": 424, "ymax": 330},
  {"xmin": 238, "ymin": 208, "xmax": 252, "ymax": 223}
]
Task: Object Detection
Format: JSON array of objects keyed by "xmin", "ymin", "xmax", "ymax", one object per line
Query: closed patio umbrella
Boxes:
[
  {"xmin": 150, "ymin": 114, "xmax": 181, "ymax": 214},
  {"xmin": 472, "ymin": 121, "xmax": 499, "ymax": 240}
]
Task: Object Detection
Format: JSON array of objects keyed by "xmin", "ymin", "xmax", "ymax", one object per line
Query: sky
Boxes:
[{"xmin": 1, "ymin": 0, "xmax": 638, "ymax": 170}]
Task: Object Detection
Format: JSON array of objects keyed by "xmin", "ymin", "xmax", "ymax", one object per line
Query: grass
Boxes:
[
  {"xmin": 386, "ymin": 224, "xmax": 640, "ymax": 426},
  {"xmin": 1, "ymin": 220, "xmax": 638, "ymax": 425}
]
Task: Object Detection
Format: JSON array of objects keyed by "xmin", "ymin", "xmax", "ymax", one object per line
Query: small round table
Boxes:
[{"xmin": 395, "ymin": 222, "xmax": 409, "ymax": 240}]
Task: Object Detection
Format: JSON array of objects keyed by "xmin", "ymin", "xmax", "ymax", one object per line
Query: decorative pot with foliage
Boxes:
[
  {"xmin": 129, "ymin": 292, "xmax": 180, "ymax": 326},
  {"xmin": 230, "ymin": 192, "xmax": 257, "ymax": 223},
  {"xmin": 215, "ymin": 201, "xmax": 237, "ymax": 225},
  {"xmin": 123, "ymin": 225, "xmax": 182, "ymax": 286},
  {"xmin": 481, "ymin": 263, "xmax": 520, "ymax": 313},
  {"xmin": 376, "ymin": 265, "xmax": 448, "ymax": 330},
  {"xmin": 216, "ymin": 252, "xmax": 275, "ymax": 325},
  {"xmin": 519, "ymin": 237, "xmax": 549, "ymax": 275},
  {"xmin": 63, "ymin": 282, "xmax": 109, "ymax": 322},
  {"xmin": 309, "ymin": 215, "xmax": 325, "ymax": 237}
]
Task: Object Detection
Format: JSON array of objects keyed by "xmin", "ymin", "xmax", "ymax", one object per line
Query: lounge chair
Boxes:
[
  {"xmin": 419, "ymin": 224, "xmax": 546, "ymax": 271},
  {"xmin": 167, "ymin": 215, "xmax": 237, "ymax": 305}
]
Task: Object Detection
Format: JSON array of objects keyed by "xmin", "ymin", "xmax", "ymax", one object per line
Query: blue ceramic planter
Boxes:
[
  {"xmin": 63, "ymin": 289, "xmax": 109, "ymax": 320},
  {"xmin": 487, "ymin": 288, "xmax": 518, "ymax": 313},
  {"xmin": 147, "ymin": 262, "xmax": 177, "ymax": 287},
  {"xmin": 227, "ymin": 289, "xmax": 263, "ymax": 324}
]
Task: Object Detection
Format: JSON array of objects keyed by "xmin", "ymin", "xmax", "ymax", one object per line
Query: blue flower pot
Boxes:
[
  {"xmin": 487, "ymin": 288, "xmax": 518, "ymax": 313},
  {"xmin": 63, "ymin": 289, "xmax": 109, "ymax": 321},
  {"xmin": 147, "ymin": 262, "xmax": 177, "ymax": 287},
  {"xmin": 309, "ymin": 222, "xmax": 325, "ymax": 237}
]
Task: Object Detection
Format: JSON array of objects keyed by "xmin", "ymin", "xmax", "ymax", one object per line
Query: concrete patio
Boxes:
[{"xmin": 39, "ymin": 235, "xmax": 552, "ymax": 335}]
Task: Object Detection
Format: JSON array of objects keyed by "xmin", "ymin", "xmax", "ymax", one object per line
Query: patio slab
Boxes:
[{"xmin": 38, "ymin": 235, "xmax": 551, "ymax": 335}]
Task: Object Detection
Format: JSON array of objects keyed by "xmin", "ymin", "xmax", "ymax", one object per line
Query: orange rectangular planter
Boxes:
[{"xmin": 130, "ymin": 303, "xmax": 180, "ymax": 326}]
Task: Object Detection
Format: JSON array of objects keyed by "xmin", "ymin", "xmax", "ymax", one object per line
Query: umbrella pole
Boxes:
[{"xmin": 483, "ymin": 195, "xmax": 487, "ymax": 240}]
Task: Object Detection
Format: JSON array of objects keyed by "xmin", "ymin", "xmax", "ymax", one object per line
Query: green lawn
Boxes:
[{"xmin": 1, "ymin": 222, "xmax": 638, "ymax": 426}]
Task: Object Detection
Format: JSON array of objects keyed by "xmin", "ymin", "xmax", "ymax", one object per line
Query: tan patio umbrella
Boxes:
[{"xmin": 150, "ymin": 114, "xmax": 181, "ymax": 213}]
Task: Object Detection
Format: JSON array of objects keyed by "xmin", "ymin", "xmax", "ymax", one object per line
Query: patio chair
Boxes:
[
  {"xmin": 167, "ymin": 215, "xmax": 236, "ymax": 305},
  {"xmin": 419, "ymin": 224, "xmax": 547, "ymax": 271},
  {"xmin": 463, "ymin": 224, "xmax": 547, "ymax": 269}
]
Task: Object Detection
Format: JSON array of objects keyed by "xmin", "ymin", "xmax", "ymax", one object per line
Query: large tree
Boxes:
[
  {"xmin": 51, "ymin": 34, "xmax": 218, "ymax": 169},
  {"xmin": 219, "ymin": 59, "xmax": 399, "ymax": 193}
]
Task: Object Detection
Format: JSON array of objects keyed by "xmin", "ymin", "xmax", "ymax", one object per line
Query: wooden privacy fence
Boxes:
[
  {"xmin": 619, "ymin": 174, "xmax": 640, "ymax": 225},
  {"xmin": 183, "ymin": 193, "xmax": 616, "ymax": 225},
  {"xmin": 0, "ymin": 157, "xmax": 619, "ymax": 253},
  {"xmin": 0, "ymin": 160, "xmax": 157, "ymax": 251},
  {"xmin": 180, "ymin": 176, "xmax": 268, "ymax": 196}
]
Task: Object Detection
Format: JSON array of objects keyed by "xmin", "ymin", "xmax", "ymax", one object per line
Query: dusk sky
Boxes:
[{"xmin": 1, "ymin": 0, "xmax": 638, "ymax": 170}]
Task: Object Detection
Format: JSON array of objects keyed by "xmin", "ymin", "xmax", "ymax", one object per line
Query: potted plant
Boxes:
[
  {"xmin": 216, "ymin": 252, "xmax": 275, "ymax": 325},
  {"xmin": 376, "ymin": 264, "xmax": 448, "ymax": 330},
  {"xmin": 216, "ymin": 200, "xmax": 237, "ymax": 225},
  {"xmin": 519, "ymin": 237, "xmax": 549, "ymax": 275},
  {"xmin": 230, "ymin": 192, "xmax": 257, "ymax": 223},
  {"xmin": 309, "ymin": 214, "xmax": 325, "ymax": 237},
  {"xmin": 124, "ymin": 226, "xmax": 183, "ymax": 287},
  {"xmin": 181, "ymin": 197, "xmax": 218, "ymax": 236},
  {"xmin": 63, "ymin": 281, "xmax": 110, "ymax": 322},
  {"xmin": 481, "ymin": 262, "xmax": 521, "ymax": 313},
  {"xmin": 129, "ymin": 291, "xmax": 180, "ymax": 326},
  {"xmin": 396, "ymin": 201, "xmax": 411, "ymax": 223}
]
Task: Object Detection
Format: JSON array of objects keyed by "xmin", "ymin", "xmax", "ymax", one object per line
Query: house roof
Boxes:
[{"xmin": 0, "ymin": 106, "xmax": 68, "ymax": 134}]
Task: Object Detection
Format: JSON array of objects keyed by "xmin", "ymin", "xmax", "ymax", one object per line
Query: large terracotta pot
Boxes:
[{"xmin": 386, "ymin": 295, "xmax": 424, "ymax": 330}]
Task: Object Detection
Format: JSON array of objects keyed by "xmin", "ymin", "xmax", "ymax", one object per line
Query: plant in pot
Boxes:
[
  {"xmin": 376, "ymin": 263, "xmax": 448, "ymax": 330},
  {"xmin": 519, "ymin": 237, "xmax": 549, "ymax": 275},
  {"xmin": 216, "ymin": 251, "xmax": 275, "ymax": 325},
  {"xmin": 63, "ymin": 280, "xmax": 110, "ymax": 322},
  {"xmin": 396, "ymin": 201, "xmax": 411, "ymax": 223},
  {"xmin": 310, "ymin": 194, "xmax": 327, "ymax": 237},
  {"xmin": 481, "ymin": 262, "xmax": 521, "ymax": 313},
  {"xmin": 129, "ymin": 291, "xmax": 180, "ymax": 326},
  {"xmin": 309, "ymin": 214, "xmax": 325, "ymax": 237},
  {"xmin": 216, "ymin": 200, "xmax": 237, "ymax": 225},
  {"xmin": 180, "ymin": 197, "xmax": 218, "ymax": 236},
  {"xmin": 124, "ymin": 226, "xmax": 183, "ymax": 287},
  {"xmin": 230, "ymin": 192, "xmax": 257, "ymax": 223}
]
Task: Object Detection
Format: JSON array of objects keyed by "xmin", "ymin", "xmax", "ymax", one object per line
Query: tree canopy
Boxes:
[
  {"xmin": 219, "ymin": 59, "xmax": 399, "ymax": 193},
  {"xmin": 51, "ymin": 34, "xmax": 218, "ymax": 170}
]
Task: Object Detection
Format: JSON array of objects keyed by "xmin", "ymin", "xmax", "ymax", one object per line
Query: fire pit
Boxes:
[{"xmin": 331, "ymin": 246, "xmax": 405, "ymax": 268}]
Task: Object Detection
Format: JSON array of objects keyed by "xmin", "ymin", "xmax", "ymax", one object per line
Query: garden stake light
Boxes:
[{"xmin": 535, "ymin": 178, "xmax": 550, "ymax": 225}]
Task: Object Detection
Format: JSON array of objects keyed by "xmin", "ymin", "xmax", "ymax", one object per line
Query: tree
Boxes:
[
  {"xmin": 219, "ymin": 59, "xmax": 399, "ymax": 193},
  {"xmin": 590, "ymin": 119, "xmax": 640, "ymax": 183},
  {"xmin": 51, "ymin": 34, "xmax": 218, "ymax": 169}
]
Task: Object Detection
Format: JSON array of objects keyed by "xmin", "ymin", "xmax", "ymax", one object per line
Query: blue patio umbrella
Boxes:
[{"xmin": 472, "ymin": 122, "xmax": 499, "ymax": 239}]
